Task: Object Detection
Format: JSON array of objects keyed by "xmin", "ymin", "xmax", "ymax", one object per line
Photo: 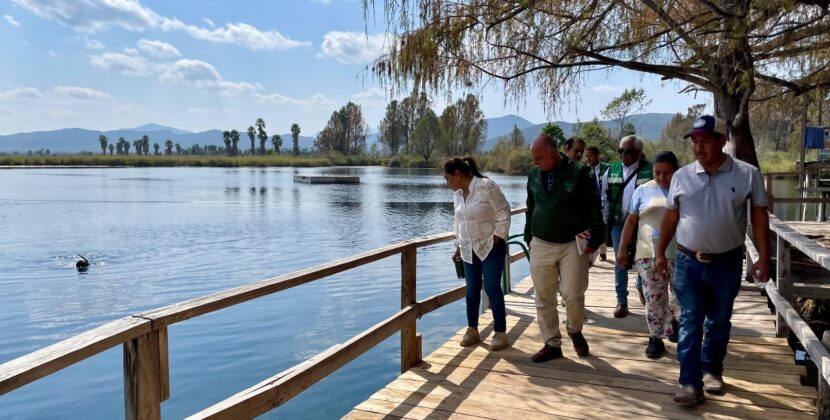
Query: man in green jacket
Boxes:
[
  {"xmin": 525, "ymin": 134, "xmax": 605, "ymax": 362},
  {"xmin": 585, "ymin": 146, "xmax": 610, "ymax": 260}
]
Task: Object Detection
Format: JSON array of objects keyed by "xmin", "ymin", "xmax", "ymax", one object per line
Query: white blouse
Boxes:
[{"xmin": 453, "ymin": 176, "xmax": 512, "ymax": 263}]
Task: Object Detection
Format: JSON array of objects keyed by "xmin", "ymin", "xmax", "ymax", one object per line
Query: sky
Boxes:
[{"xmin": 0, "ymin": 0, "xmax": 712, "ymax": 135}]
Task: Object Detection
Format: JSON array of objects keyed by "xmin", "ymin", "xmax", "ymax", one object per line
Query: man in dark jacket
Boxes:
[{"xmin": 525, "ymin": 134, "xmax": 605, "ymax": 362}]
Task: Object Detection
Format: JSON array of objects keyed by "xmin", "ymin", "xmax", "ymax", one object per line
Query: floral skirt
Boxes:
[{"xmin": 635, "ymin": 258, "xmax": 678, "ymax": 338}]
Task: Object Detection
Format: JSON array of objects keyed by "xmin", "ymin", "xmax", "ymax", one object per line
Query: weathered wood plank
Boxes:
[
  {"xmin": 401, "ymin": 246, "xmax": 418, "ymax": 373},
  {"xmin": 124, "ymin": 331, "xmax": 162, "ymax": 420},
  {"xmin": 0, "ymin": 316, "xmax": 151, "ymax": 396},
  {"xmin": 158, "ymin": 327, "xmax": 169, "ymax": 402},
  {"xmin": 769, "ymin": 214, "xmax": 830, "ymax": 271}
]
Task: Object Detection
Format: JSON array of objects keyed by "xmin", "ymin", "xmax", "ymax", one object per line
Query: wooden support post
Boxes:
[
  {"xmin": 158, "ymin": 327, "xmax": 170, "ymax": 402},
  {"xmin": 124, "ymin": 330, "xmax": 163, "ymax": 420},
  {"xmin": 400, "ymin": 246, "xmax": 419, "ymax": 373},
  {"xmin": 765, "ymin": 174, "xmax": 775, "ymax": 214},
  {"xmin": 819, "ymin": 331, "xmax": 830, "ymax": 418},
  {"xmin": 775, "ymin": 235, "xmax": 792, "ymax": 338}
]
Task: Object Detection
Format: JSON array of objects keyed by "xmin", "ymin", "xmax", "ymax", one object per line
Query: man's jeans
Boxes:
[
  {"xmin": 463, "ymin": 239, "xmax": 507, "ymax": 332},
  {"xmin": 611, "ymin": 223, "xmax": 642, "ymax": 305},
  {"xmin": 673, "ymin": 250, "xmax": 743, "ymax": 389}
]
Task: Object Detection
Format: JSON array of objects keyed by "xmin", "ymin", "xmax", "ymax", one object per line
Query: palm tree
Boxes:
[
  {"xmin": 165, "ymin": 139, "xmax": 173, "ymax": 155},
  {"xmin": 98, "ymin": 134, "xmax": 108, "ymax": 155},
  {"xmin": 153, "ymin": 143, "xmax": 160, "ymax": 155},
  {"xmin": 247, "ymin": 126, "xmax": 256, "ymax": 156},
  {"xmin": 123, "ymin": 139, "xmax": 131, "ymax": 155},
  {"xmin": 141, "ymin": 135, "xmax": 150, "ymax": 155},
  {"xmin": 290, "ymin": 123, "xmax": 301, "ymax": 156},
  {"xmin": 255, "ymin": 118, "xmax": 267, "ymax": 155},
  {"xmin": 221, "ymin": 130, "xmax": 231, "ymax": 156},
  {"xmin": 230, "ymin": 129, "xmax": 240, "ymax": 156},
  {"xmin": 175, "ymin": 143, "xmax": 182, "ymax": 155},
  {"xmin": 271, "ymin": 134, "xmax": 282, "ymax": 155},
  {"xmin": 108, "ymin": 144, "xmax": 114, "ymax": 155},
  {"xmin": 133, "ymin": 139, "xmax": 142, "ymax": 156}
]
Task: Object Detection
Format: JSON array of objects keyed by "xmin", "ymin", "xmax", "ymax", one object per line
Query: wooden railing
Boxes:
[
  {"xmin": 746, "ymin": 213, "xmax": 830, "ymax": 417},
  {"xmin": 0, "ymin": 208, "xmax": 529, "ymax": 419}
]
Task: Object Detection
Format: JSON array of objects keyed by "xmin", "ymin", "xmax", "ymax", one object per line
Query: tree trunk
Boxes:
[{"xmin": 714, "ymin": 91, "xmax": 760, "ymax": 168}]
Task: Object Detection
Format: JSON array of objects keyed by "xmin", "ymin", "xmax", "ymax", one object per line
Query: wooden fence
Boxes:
[{"xmin": 0, "ymin": 209, "xmax": 529, "ymax": 419}]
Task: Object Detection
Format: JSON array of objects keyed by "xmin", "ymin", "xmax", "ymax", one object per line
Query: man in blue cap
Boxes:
[{"xmin": 655, "ymin": 115, "xmax": 771, "ymax": 406}]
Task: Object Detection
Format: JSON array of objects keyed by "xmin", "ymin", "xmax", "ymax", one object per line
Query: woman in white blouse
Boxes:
[{"xmin": 444, "ymin": 157, "xmax": 512, "ymax": 351}]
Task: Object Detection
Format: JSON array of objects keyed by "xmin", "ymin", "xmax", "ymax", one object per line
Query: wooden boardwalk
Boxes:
[{"xmin": 345, "ymin": 257, "xmax": 816, "ymax": 419}]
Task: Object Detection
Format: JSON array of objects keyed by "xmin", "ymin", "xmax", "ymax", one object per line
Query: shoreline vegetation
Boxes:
[{"xmin": 0, "ymin": 148, "xmax": 800, "ymax": 173}]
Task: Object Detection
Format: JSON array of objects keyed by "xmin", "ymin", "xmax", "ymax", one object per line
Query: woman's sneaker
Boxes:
[
  {"xmin": 490, "ymin": 332, "xmax": 509, "ymax": 351},
  {"xmin": 645, "ymin": 336, "xmax": 665, "ymax": 359},
  {"xmin": 460, "ymin": 327, "xmax": 480, "ymax": 347}
]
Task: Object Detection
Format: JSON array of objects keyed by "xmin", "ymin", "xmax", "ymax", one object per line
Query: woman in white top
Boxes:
[
  {"xmin": 617, "ymin": 151, "xmax": 680, "ymax": 359},
  {"xmin": 445, "ymin": 157, "xmax": 511, "ymax": 351}
]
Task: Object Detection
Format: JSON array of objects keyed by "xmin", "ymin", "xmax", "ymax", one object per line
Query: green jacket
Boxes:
[
  {"xmin": 588, "ymin": 161, "xmax": 610, "ymax": 194},
  {"xmin": 605, "ymin": 160, "xmax": 653, "ymax": 226},
  {"xmin": 524, "ymin": 153, "xmax": 606, "ymax": 249}
]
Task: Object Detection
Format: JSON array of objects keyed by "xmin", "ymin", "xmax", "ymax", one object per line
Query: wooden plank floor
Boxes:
[{"xmin": 345, "ymin": 254, "xmax": 816, "ymax": 419}]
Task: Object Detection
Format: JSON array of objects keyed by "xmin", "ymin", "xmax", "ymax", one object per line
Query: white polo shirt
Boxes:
[{"xmin": 666, "ymin": 155, "xmax": 768, "ymax": 253}]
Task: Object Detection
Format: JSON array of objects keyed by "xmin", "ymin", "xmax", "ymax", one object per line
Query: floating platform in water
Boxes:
[{"xmin": 293, "ymin": 175, "xmax": 360, "ymax": 184}]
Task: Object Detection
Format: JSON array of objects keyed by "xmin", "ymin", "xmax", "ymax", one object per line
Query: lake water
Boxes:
[{"xmin": 0, "ymin": 167, "xmax": 532, "ymax": 419}]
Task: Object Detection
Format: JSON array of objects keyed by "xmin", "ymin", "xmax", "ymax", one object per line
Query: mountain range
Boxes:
[{"xmin": 0, "ymin": 113, "xmax": 677, "ymax": 153}]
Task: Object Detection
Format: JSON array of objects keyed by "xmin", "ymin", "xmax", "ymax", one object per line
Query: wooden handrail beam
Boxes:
[
  {"xmin": 0, "ymin": 316, "xmax": 151, "ymax": 396},
  {"xmin": 769, "ymin": 214, "xmax": 830, "ymax": 272}
]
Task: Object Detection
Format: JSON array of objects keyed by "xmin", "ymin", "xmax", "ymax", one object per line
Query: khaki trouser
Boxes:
[{"xmin": 530, "ymin": 237, "xmax": 589, "ymax": 347}]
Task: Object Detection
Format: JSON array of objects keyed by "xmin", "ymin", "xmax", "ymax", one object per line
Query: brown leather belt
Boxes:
[{"xmin": 677, "ymin": 244, "xmax": 744, "ymax": 263}]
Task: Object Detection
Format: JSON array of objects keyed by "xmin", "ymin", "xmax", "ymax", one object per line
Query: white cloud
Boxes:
[
  {"xmin": 320, "ymin": 31, "xmax": 386, "ymax": 65},
  {"xmin": 202, "ymin": 18, "xmax": 214, "ymax": 27},
  {"xmin": 352, "ymin": 87, "xmax": 386, "ymax": 101},
  {"xmin": 48, "ymin": 50, "xmax": 59, "ymax": 58},
  {"xmin": 11, "ymin": 0, "xmax": 309, "ymax": 50},
  {"xmin": 52, "ymin": 86, "xmax": 113, "ymax": 102},
  {"xmin": 4, "ymin": 14, "xmax": 21, "ymax": 27},
  {"xmin": 89, "ymin": 52, "xmax": 151, "ymax": 76},
  {"xmin": 0, "ymin": 87, "xmax": 44, "ymax": 100},
  {"xmin": 137, "ymin": 39, "xmax": 180, "ymax": 58},
  {"xmin": 84, "ymin": 37, "xmax": 105, "ymax": 49},
  {"xmin": 159, "ymin": 59, "xmax": 261, "ymax": 96},
  {"xmin": 592, "ymin": 84, "xmax": 625, "ymax": 93},
  {"xmin": 123, "ymin": 47, "xmax": 140, "ymax": 55},
  {"xmin": 255, "ymin": 92, "xmax": 333, "ymax": 107}
]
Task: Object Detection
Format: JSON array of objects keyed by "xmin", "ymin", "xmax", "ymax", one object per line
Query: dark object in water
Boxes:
[{"xmin": 76, "ymin": 255, "xmax": 90, "ymax": 271}]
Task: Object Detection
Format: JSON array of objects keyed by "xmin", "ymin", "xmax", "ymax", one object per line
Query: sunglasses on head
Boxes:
[{"xmin": 617, "ymin": 148, "xmax": 639, "ymax": 155}]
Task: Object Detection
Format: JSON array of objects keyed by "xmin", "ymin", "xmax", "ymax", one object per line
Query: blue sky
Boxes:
[{"xmin": 0, "ymin": 0, "xmax": 711, "ymax": 135}]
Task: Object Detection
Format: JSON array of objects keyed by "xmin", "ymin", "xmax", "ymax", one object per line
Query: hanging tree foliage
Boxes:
[{"xmin": 367, "ymin": 0, "xmax": 830, "ymax": 167}]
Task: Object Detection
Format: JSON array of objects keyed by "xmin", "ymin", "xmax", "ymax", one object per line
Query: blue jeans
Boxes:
[
  {"xmin": 611, "ymin": 223, "xmax": 642, "ymax": 305},
  {"xmin": 673, "ymin": 250, "xmax": 743, "ymax": 389},
  {"xmin": 463, "ymin": 239, "xmax": 507, "ymax": 332}
]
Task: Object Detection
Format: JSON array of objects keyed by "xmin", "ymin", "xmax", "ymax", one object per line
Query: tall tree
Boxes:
[
  {"xmin": 221, "ymin": 130, "xmax": 232, "ymax": 156},
  {"xmin": 247, "ymin": 126, "xmax": 256, "ymax": 156},
  {"xmin": 573, "ymin": 119, "xmax": 615, "ymax": 160},
  {"xmin": 271, "ymin": 134, "xmax": 283, "ymax": 154},
  {"xmin": 541, "ymin": 123, "xmax": 566, "ymax": 146},
  {"xmin": 410, "ymin": 108, "xmax": 440, "ymax": 161},
  {"xmin": 378, "ymin": 99, "xmax": 404, "ymax": 155},
  {"xmin": 255, "ymin": 118, "xmax": 267, "ymax": 155},
  {"xmin": 133, "ymin": 139, "xmax": 143, "ymax": 156},
  {"xmin": 165, "ymin": 139, "xmax": 174, "ymax": 155},
  {"xmin": 98, "ymin": 134, "xmax": 108, "ymax": 155},
  {"xmin": 123, "ymin": 139, "xmax": 131, "ymax": 155},
  {"xmin": 153, "ymin": 143, "xmax": 160, "ymax": 155},
  {"xmin": 601, "ymin": 88, "xmax": 652, "ymax": 140},
  {"xmin": 141, "ymin": 135, "xmax": 150, "ymax": 156},
  {"xmin": 315, "ymin": 101, "xmax": 368, "ymax": 155},
  {"xmin": 437, "ymin": 104, "xmax": 459, "ymax": 156},
  {"xmin": 399, "ymin": 91, "xmax": 430, "ymax": 153},
  {"xmin": 175, "ymin": 143, "xmax": 182, "ymax": 155},
  {"xmin": 230, "ymin": 129, "xmax": 240, "ymax": 156},
  {"xmin": 455, "ymin": 94, "xmax": 487, "ymax": 155},
  {"xmin": 108, "ymin": 143, "xmax": 114, "ymax": 155},
  {"xmin": 369, "ymin": 0, "xmax": 830, "ymax": 167},
  {"xmin": 290, "ymin": 123, "xmax": 301, "ymax": 156},
  {"xmin": 508, "ymin": 124, "xmax": 525, "ymax": 148}
]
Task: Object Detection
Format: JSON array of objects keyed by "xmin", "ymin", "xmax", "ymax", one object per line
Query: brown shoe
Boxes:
[
  {"xmin": 673, "ymin": 385, "xmax": 705, "ymax": 406},
  {"xmin": 614, "ymin": 303, "xmax": 628, "ymax": 318},
  {"xmin": 531, "ymin": 344, "xmax": 563, "ymax": 363},
  {"xmin": 568, "ymin": 332, "xmax": 590, "ymax": 357},
  {"xmin": 703, "ymin": 373, "xmax": 724, "ymax": 395}
]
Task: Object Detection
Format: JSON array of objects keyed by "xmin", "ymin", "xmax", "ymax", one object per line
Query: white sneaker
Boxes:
[
  {"xmin": 460, "ymin": 327, "xmax": 480, "ymax": 347},
  {"xmin": 490, "ymin": 332, "xmax": 509, "ymax": 351}
]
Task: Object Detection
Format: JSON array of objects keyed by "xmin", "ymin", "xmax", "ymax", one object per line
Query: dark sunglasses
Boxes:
[{"xmin": 618, "ymin": 148, "xmax": 639, "ymax": 155}]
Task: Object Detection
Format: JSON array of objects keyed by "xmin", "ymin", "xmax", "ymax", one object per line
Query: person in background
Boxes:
[
  {"xmin": 617, "ymin": 151, "xmax": 680, "ymax": 359},
  {"xmin": 563, "ymin": 137, "xmax": 586, "ymax": 162},
  {"xmin": 601, "ymin": 135, "xmax": 653, "ymax": 318},
  {"xmin": 655, "ymin": 115, "xmax": 771, "ymax": 405},
  {"xmin": 585, "ymin": 146, "xmax": 610, "ymax": 261},
  {"xmin": 524, "ymin": 134, "xmax": 605, "ymax": 362},
  {"xmin": 445, "ymin": 157, "xmax": 512, "ymax": 352}
]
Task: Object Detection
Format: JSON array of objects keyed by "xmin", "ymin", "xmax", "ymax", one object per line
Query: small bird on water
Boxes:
[{"xmin": 75, "ymin": 255, "xmax": 90, "ymax": 272}]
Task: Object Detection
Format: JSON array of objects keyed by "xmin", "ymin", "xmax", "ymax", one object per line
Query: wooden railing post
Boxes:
[
  {"xmin": 775, "ymin": 235, "xmax": 793, "ymax": 337},
  {"xmin": 765, "ymin": 174, "xmax": 775, "ymax": 213},
  {"xmin": 124, "ymin": 329, "xmax": 165, "ymax": 420},
  {"xmin": 400, "ymin": 246, "xmax": 420, "ymax": 373}
]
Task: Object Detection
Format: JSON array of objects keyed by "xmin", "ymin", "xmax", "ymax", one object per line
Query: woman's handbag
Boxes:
[{"xmin": 453, "ymin": 255, "xmax": 465, "ymax": 279}]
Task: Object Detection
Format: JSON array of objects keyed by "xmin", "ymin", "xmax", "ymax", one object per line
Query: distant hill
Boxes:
[
  {"xmin": 0, "ymin": 113, "xmax": 675, "ymax": 153},
  {"xmin": 482, "ymin": 113, "xmax": 676, "ymax": 150}
]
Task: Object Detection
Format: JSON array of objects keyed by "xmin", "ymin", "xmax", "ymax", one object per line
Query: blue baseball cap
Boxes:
[{"xmin": 684, "ymin": 115, "xmax": 728, "ymax": 139}]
